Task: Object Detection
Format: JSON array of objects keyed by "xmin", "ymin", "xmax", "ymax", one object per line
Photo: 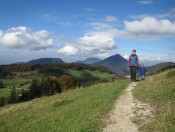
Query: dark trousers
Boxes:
[{"xmin": 129, "ymin": 66, "xmax": 137, "ymax": 81}]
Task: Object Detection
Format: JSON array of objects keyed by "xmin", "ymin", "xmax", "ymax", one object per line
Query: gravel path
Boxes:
[{"xmin": 103, "ymin": 82, "xmax": 153, "ymax": 132}]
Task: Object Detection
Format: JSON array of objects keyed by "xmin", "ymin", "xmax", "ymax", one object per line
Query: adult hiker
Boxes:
[{"xmin": 128, "ymin": 50, "xmax": 139, "ymax": 82}]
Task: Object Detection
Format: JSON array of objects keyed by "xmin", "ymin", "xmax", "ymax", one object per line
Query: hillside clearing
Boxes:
[{"xmin": 0, "ymin": 80, "xmax": 129, "ymax": 132}]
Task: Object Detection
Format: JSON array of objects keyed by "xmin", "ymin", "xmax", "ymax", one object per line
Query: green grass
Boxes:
[
  {"xmin": 0, "ymin": 80, "xmax": 129, "ymax": 132},
  {"xmin": 0, "ymin": 78, "xmax": 31, "ymax": 88},
  {"xmin": 133, "ymin": 69, "xmax": 175, "ymax": 132},
  {"xmin": 66, "ymin": 69, "xmax": 115, "ymax": 82},
  {"xmin": 0, "ymin": 78, "xmax": 31, "ymax": 97},
  {"xmin": 0, "ymin": 88, "xmax": 11, "ymax": 97}
]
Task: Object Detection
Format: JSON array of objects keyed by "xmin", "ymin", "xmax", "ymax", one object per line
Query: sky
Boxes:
[{"xmin": 0, "ymin": 0, "xmax": 175, "ymax": 65}]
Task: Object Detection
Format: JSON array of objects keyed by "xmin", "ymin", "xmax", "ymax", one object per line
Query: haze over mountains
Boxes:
[{"xmin": 74, "ymin": 58, "xmax": 102, "ymax": 64}]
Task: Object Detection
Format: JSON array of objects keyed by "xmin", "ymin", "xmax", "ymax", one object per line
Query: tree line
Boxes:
[{"xmin": 0, "ymin": 63, "xmax": 113, "ymax": 77}]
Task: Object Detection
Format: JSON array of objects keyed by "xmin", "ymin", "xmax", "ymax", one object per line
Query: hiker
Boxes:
[
  {"xmin": 139, "ymin": 64, "xmax": 147, "ymax": 80},
  {"xmin": 128, "ymin": 50, "xmax": 139, "ymax": 82}
]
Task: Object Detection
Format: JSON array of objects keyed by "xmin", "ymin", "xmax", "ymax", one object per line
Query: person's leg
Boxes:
[
  {"xmin": 141, "ymin": 75, "xmax": 144, "ymax": 80},
  {"xmin": 142, "ymin": 75, "xmax": 145, "ymax": 80},
  {"xmin": 130, "ymin": 67, "xmax": 133, "ymax": 81},
  {"xmin": 133, "ymin": 66, "xmax": 137, "ymax": 81}
]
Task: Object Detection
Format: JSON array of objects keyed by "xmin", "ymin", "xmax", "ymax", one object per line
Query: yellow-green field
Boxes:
[{"xmin": 133, "ymin": 69, "xmax": 175, "ymax": 131}]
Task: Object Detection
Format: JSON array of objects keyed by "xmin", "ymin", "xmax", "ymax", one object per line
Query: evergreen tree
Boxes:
[
  {"xmin": 0, "ymin": 81, "xmax": 4, "ymax": 89},
  {"xmin": 42, "ymin": 79, "xmax": 51, "ymax": 96},
  {"xmin": 29, "ymin": 79, "xmax": 40, "ymax": 99},
  {"xmin": 10, "ymin": 85, "xmax": 17, "ymax": 103},
  {"xmin": 20, "ymin": 89, "xmax": 29, "ymax": 102}
]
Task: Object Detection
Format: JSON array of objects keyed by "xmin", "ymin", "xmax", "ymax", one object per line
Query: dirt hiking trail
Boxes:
[{"xmin": 103, "ymin": 82, "xmax": 153, "ymax": 132}]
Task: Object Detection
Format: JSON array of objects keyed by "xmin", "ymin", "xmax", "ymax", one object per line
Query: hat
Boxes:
[{"xmin": 132, "ymin": 50, "xmax": 136, "ymax": 52}]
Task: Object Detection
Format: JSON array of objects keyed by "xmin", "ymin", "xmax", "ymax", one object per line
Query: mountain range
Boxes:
[
  {"xmin": 16, "ymin": 54, "xmax": 129, "ymax": 75},
  {"xmin": 12, "ymin": 54, "xmax": 174, "ymax": 76},
  {"xmin": 26, "ymin": 58, "xmax": 65, "ymax": 64}
]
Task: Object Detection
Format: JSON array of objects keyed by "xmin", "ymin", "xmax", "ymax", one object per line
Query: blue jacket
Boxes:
[
  {"xmin": 128, "ymin": 54, "xmax": 139, "ymax": 67},
  {"xmin": 139, "ymin": 66, "xmax": 147, "ymax": 76}
]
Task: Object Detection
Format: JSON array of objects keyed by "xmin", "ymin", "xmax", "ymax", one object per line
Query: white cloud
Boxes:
[
  {"xmin": 0, "ymin": 30, "xmax": 2, "ymax": 36},
  {"xmin": 123, "ymin": 55, "xmax": 129, "ymax": 60},
  {"xmin": 131, "ymin": 8, "xmax": 175, "ymax": 20},
  {"xmin": 156, "ymin": 8, "xmax": 175, "ymax": 20},
  {"xmin": 124, "ymin": 17, "xmax": 175, "ymax": 40},
  {"xmin": 93, "ymin": 52, "xmax": 110, "ymax": 59},
  {"xmin": 0, "ymin": 26, "xmax": 54, "ymax": 50},
  {"xmin": 104, "ymin": 16, "xmax": 117, "ymax": 22},
  {"xmin": 57, "ymin": 45, "xmax": 78, "ymax": 56},
  {"xmin": 138, "ymin": 0, "xmax": 153, "ymax": 5},
  {"xmin": 87, "ymin": 22, "xmax": 112, "ymax": 30},
  {"xmin": 78, "ymin": 30, "xmax": 117, "ymax": 50}
]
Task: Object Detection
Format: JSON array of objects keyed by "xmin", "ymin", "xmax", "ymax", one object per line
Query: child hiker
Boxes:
[
  {"xmin": 128, "ymin": 50, "xmax": 139, "ymax": 82},
  {"xmin": 139, "ymin": 64, "xmax": 147, "ymax": 80}
]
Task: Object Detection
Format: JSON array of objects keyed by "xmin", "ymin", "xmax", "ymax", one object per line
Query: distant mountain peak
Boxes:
[
  {"xmin": 74, "ymin": 58, "xmax": 102, "ymax": 64},
  {"xmin": 26, "ymin": 58, "xmax": 65, "ymax": 64},
  {"xmin": 95, "ymin": 54, "xmax": 129, "ymax": 76}
]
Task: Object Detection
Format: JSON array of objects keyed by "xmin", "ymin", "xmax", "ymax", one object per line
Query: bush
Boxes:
[
  {"xmin": 0, "ymin": 97, "xmax": 8, "ymax": 107},
  {"xmin": 28, "ymin": 77, "xmax": 61, "ymax": 98},
  {"xmin": 0, "ymin": 81, "xmax": 4, "ymax": 89},
  {"xmin": 10, "ymin": 85, "xmax": 17, "ymax": 103},
  {"xmin": 58, "ymin": 75, "xmax": 78, "ymax": 91},
  {"xmin": 167, "ymin": 70, "xmax": 175, "ymax": 77},
  {"xmin": 42, "ymin": 76, "xmax": 61, "ymax": 96}
]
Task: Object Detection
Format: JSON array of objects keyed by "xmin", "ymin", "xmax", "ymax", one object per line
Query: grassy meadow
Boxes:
[
  {"xmin": 133, "ymin": 69, "xmax": 175, "ymax": 131},
  {"xmin": 0, "ymin": 80, "xmax": 129, "ymax": 132}
]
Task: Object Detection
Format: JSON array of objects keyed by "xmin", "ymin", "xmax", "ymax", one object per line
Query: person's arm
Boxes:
[
  {"xmin": 145, "ymin": 67, "xmax": 147, "ymax": 73},
  {"xmin": 136, "ymin": 55, "xmax": 139, "ymax": 67},
  {"xmin": 128, "ymin": 56, "xmax": 130, "ymax": 67}
]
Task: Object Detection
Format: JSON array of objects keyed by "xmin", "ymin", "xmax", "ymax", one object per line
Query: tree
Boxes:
[
  {"xmin": 42, "ymin": 79, "xmax": 51, "ymax": 96},
  {"xmin": 10, "ymin": 85, "xmax": 17, "ymax": 103},
  {"xmin": 58, "ymin": 75, "xmax": 78, "ymax": 91},
  {"xmin": 0, "ymin": 81, "xmax": 4, "ymax": 89},
  {"xmin": 29, "ymin": 79, "xmax": 41, "ymax": 99},
  {"xmin": 42, "ymin": 77, "xmax": 61, "ymax": 96},
  {"xmin": 19, "ymin": 89, "xmax": 29, "ymax": 102}
]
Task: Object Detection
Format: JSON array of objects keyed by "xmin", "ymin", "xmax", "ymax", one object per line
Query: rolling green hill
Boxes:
[
  {"xmin": 147, "ymin": 62, "xmax": 175, "ymax": 74},
  {"xmin": 0, "ymin": 69, "xmax": 116, "ymax": 98},
  {"xmin": 133, "ymin": 68, "xmax": 175, "ymax": 131},
  {"xmin": 0, "ymin": 80, "xmax": 129, "ymax": 132}
]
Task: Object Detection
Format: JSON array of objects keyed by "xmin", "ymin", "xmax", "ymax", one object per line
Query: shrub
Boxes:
[
  {"xmin": 58, "ymin": 75, "xmax": 78, "ymax": 91},
  {"xmin": 10, "ymin": 85, "xmax": 17, "ymax": 103},
  {"xmin": 42, "ymin": 76, "xmax": 61, "ymax": 96},
  {"xmin": 167, "ymin": 70, "xmax": 175, "ymax": 77},
  {"xmin": 0, "ymin": 97, "xmax": 8, "ymax": 107},
  {"xmin": 0, "ymin": 81, "xmax": 4, "ymax": 89}
]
